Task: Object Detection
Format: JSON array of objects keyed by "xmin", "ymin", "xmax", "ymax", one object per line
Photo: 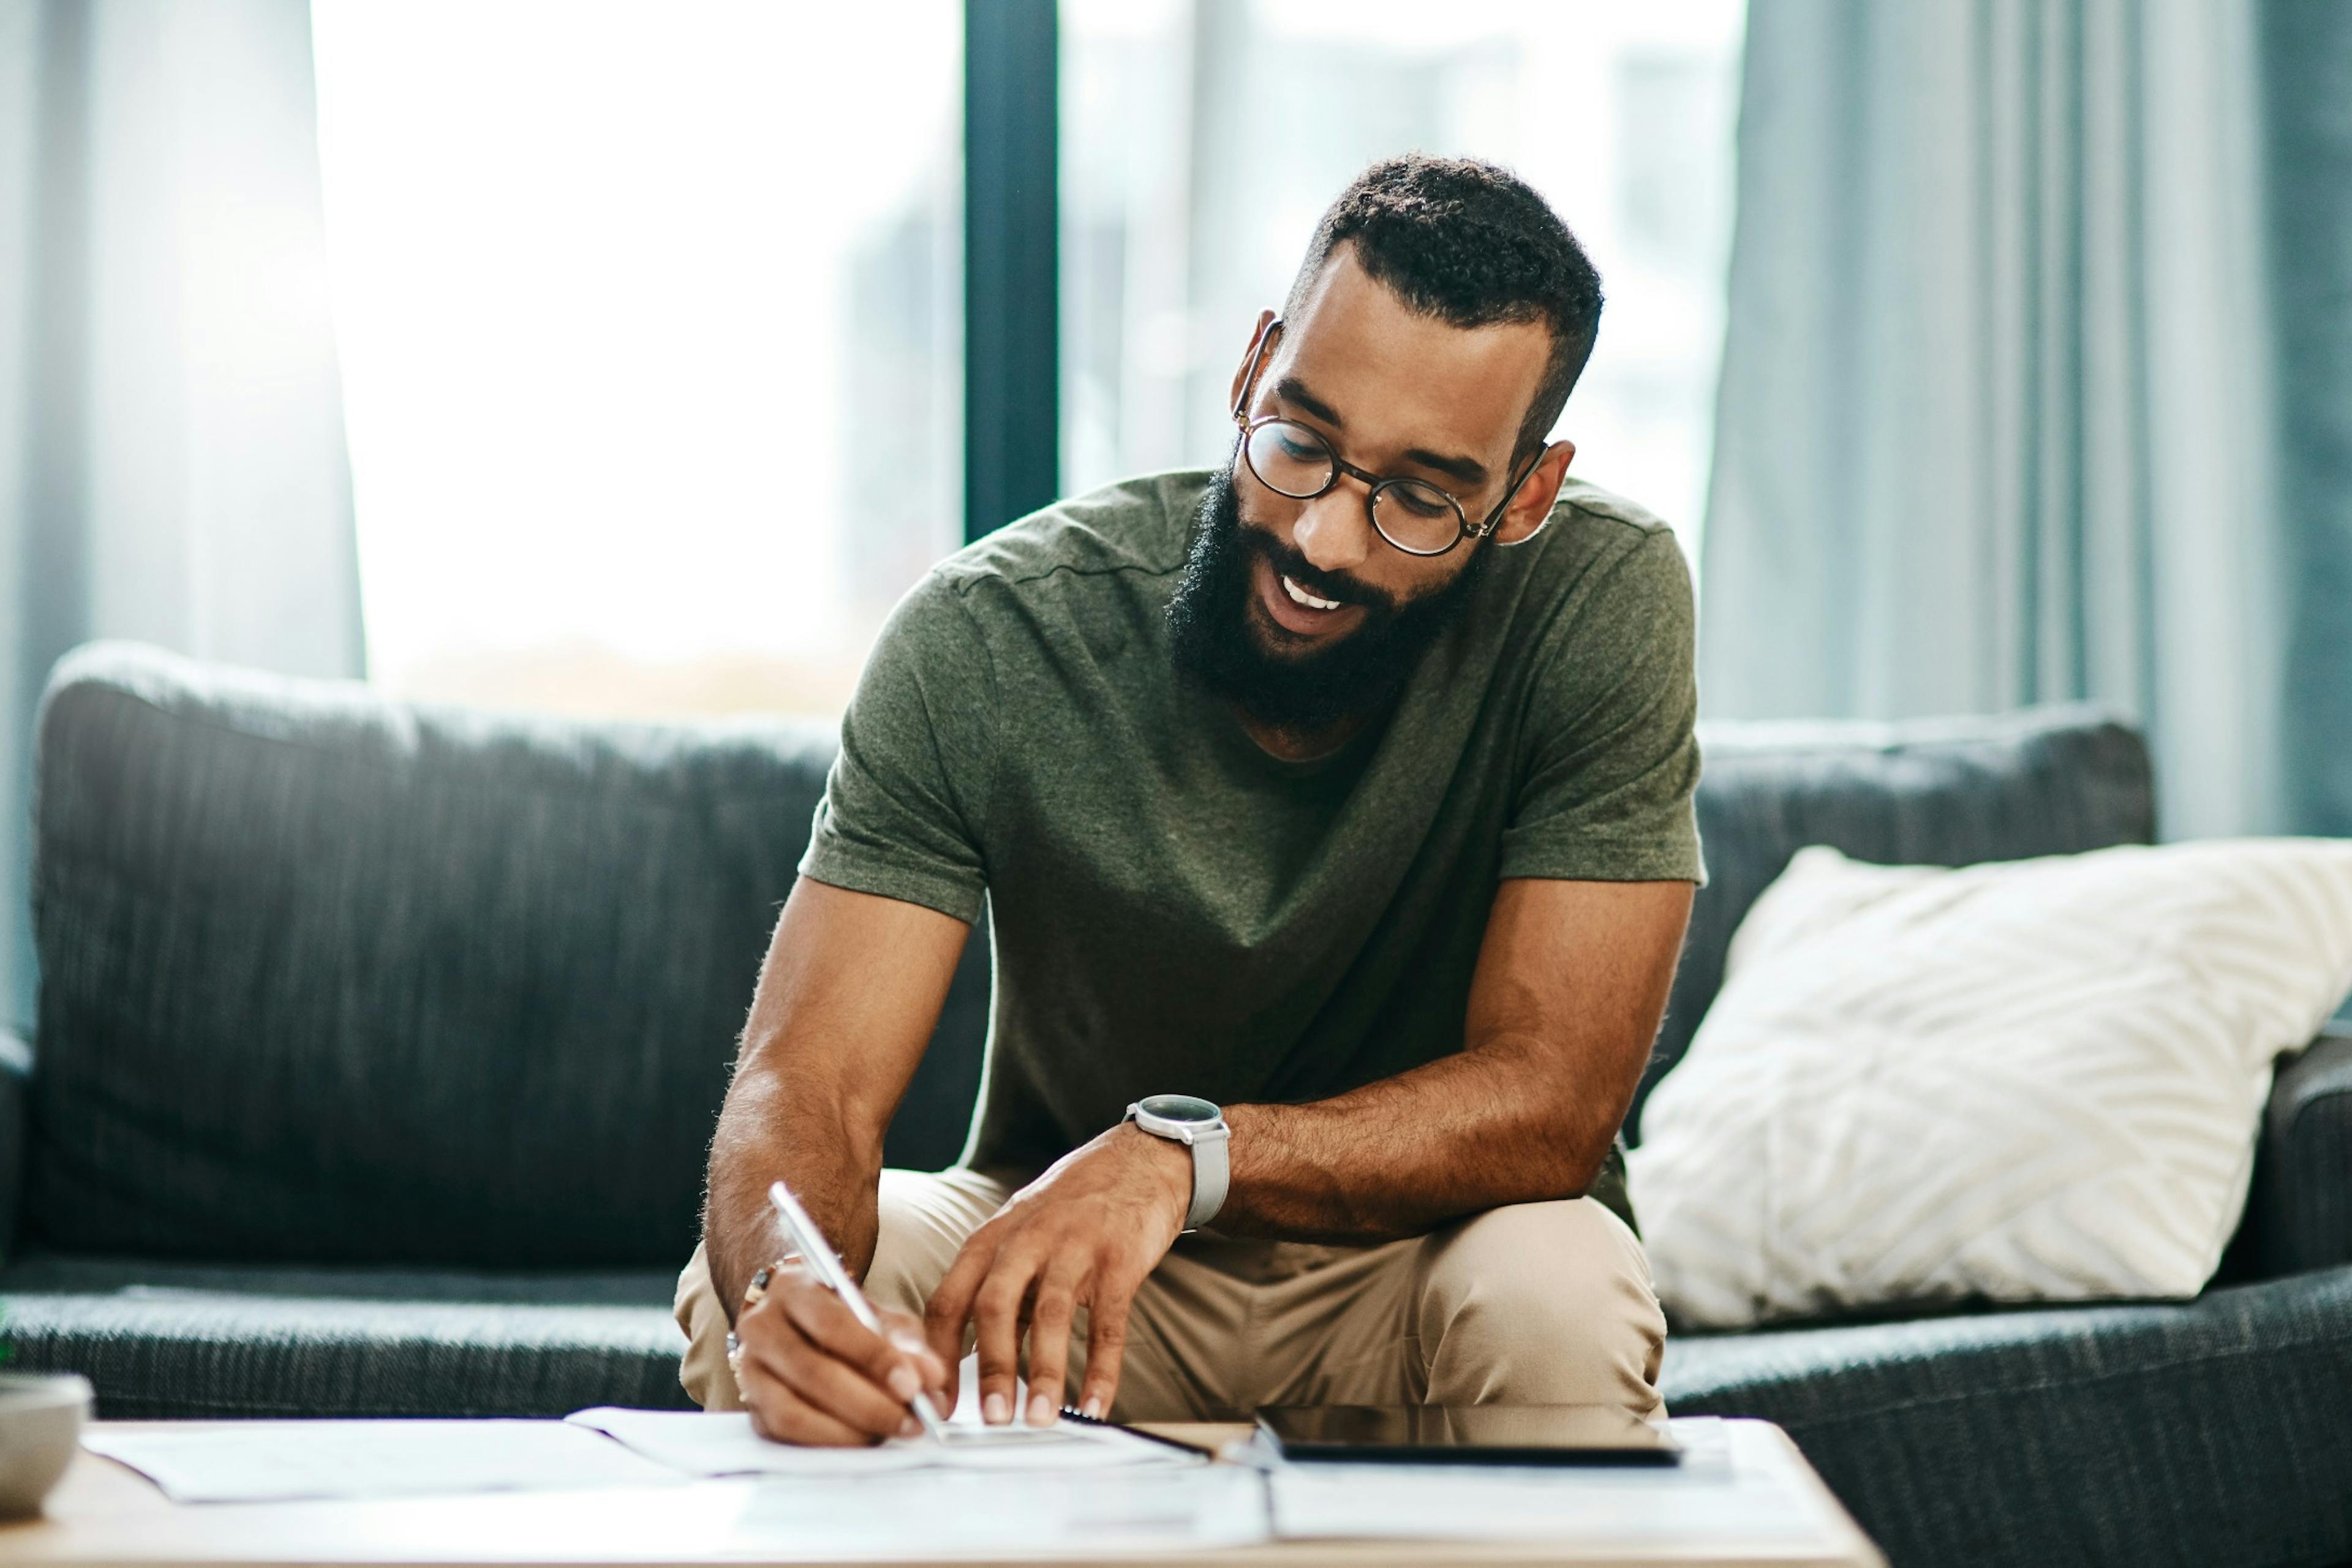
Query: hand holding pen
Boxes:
[{"xmin": 726, "ymin": 1179, "xmax": 954, "ymax": 1446}]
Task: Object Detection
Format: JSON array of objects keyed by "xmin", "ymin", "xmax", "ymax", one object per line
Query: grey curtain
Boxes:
[
  {"xmin": 1700, "ymin": 0, "xmax": 2352, "ymax": 842},
  {"xmin": 0, "ymin": 0, "xmax": 364, "ymax": 1029},
  {"xmin": 2264, "ymin": 4, "xmax": 2352, "ymax": 840}
]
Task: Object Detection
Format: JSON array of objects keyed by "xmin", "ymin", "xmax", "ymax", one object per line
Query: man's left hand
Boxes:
[{"xmin": 923, "ymin": 1123, "xmax": 1192, "ymax": 1425}]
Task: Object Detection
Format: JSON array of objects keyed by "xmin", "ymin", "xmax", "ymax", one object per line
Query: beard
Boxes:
[{"xmin": 1165, "ymin": 462, "xmax": 1493, "ymax": 733}]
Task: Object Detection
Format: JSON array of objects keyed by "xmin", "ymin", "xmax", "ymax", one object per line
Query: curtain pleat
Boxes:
[{"xmin": 2264, "ymin": 2, "xmax": 2352, "ymax": 840}]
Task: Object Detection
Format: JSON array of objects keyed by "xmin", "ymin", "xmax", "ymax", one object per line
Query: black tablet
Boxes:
[{"xmin": 1255, "ymin": 1404, "xmax": 1682, "ymax": 1466}]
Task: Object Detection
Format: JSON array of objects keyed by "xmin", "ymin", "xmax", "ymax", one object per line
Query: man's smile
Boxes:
[
  {"xmin": 1283, "ymin": 574, "xmax": 1339, "ymax": 610},
  {"xmin": 1251, "ymin": 549, "xmax": 1369, "ymax": 642}
]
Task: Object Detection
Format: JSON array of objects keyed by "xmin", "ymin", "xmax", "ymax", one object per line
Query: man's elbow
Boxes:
[{"xmin": 1529, "ymin": 1089, "xmax": 1627, "ymax": 1204}]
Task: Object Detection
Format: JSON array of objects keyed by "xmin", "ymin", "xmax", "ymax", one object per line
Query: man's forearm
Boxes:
[
  {"xmin": 1205, "ymin": 878, "xmax": 1689, "ymax": 1243},
  {"xmin": 1214, "ymin": 1032, "xmax": 1632, "ymax": 1243},
  {"xmin": 698, "ymin": 879, "xmax": 968, "ymax": 1324},
  {"xmin": 703, "ymin": 1066, "xmax": 884, "ymax": 1324}
]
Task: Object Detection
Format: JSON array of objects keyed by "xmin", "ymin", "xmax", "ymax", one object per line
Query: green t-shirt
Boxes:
[{"xmin": 802, "ymin": 470, "xmax": 1703, "ymax": 1221}]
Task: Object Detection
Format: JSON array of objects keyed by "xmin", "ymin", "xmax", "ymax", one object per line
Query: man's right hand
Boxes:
[{"xmin": 730, "ymin": 1261, "xmax": 954, "ymax": 1446}]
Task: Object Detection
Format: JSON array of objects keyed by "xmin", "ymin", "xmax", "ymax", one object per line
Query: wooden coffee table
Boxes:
[{"xmin": 0, "ymin": 1419, "xmax": 1883, "ymax": 1567}]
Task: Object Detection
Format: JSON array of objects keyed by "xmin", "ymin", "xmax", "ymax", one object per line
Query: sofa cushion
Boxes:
[
  {"xmin": 27, "ymin": 642, "xmax": 989, "ymax": 1269},
  {"xmin": 1661, "ymin": 1266, "xmax": 2352, "ymax": 1568},
  {"xmin": 0, "ymin": 1251, "xmax": 692, "ymax": 1419},
  {"xmin": 1640, "ymin": 706, "xmax": 2157, "ymax": 1137},
  {"xmin": 2256, "ymin": 1029, "xmax": 2352, "ymax": 1277}
]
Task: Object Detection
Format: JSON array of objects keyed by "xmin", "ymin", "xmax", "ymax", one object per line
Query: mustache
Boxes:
[{"xmin": 1238, "ymin": 520, "xmax": 1396, "ymax": 615}]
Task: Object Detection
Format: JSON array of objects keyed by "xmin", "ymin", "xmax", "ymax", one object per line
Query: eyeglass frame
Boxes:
[{"xmin": 1229, "ymin": 317, "xmax": 1548, "ymax": 559}]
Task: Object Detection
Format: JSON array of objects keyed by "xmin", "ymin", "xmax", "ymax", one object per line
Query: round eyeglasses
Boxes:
[
  {"xmin": 1230, "ymin": 318, "xmax": 1542, "ymax": 559},
  {"xmin": 1237, "ymin": 418, "xmax": 1472, "ymax": 557}
]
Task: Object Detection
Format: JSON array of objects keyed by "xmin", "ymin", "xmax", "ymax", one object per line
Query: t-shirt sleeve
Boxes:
[
  {"xmin": 797, "ymin": 573, "xmax": 997, "ymax": 923},
  {"xmin": 1499, "ymin": 528, "xmax": 1705, "ymax": 884}
]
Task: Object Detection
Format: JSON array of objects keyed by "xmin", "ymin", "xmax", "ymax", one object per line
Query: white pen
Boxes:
[{"xmin": 766, "ymin": 1178, "xmax": 950, "ymax": 1442}]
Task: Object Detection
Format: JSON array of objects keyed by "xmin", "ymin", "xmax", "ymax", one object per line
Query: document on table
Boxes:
[
  {"xmin": 567, "ymin": 1406, "xmax": 1199, "ymax": 1476},
  {"xmin": 82, "ymin": 1420, "xmax": 684, "ymax": 1504},
  {"xmin": 714, "ymin": 1466, "xmax": 1272, "ymax": 1556}
]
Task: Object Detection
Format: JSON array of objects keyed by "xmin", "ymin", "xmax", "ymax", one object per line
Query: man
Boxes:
[{"xmin": 676, "ymin": 154, "xmax": 1701, "ymax": 1444}]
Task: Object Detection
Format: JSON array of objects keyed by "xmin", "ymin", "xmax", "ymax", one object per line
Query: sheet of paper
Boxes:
[
  {"xmin": 567, "ymin": 1406, "xmax": 1198, "ymax": 1477},
  {"xmin": 715, "ymin": 1465, "xmax": 1270, "ymax": 1555},
  {"xmin": 1268, "ymin": 1417, "xmax": 1842, "ymax": 1546},
  {"xmin": 83, "ymin": 1420, "xmax": 685, "ymax": 1504}
]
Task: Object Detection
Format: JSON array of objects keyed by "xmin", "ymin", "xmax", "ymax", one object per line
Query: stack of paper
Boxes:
[
  {"xmin": 83, "ymin": 1420, "xmax": 682, "ymax": 1504},
  {"xmin": 718, "ymin": 1466, "xmax": 1272, "ymax": 1555},
  {"xmin": 566, "ymin": 1406, "xmax": 1198, "ymax": 1476}
]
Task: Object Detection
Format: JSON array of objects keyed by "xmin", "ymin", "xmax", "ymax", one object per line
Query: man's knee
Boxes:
[
  {"xmin": 1413, "ymin": 1196, "xmax": 1667, "ymax": 1415},
  {"xmin": 863, "ymin": 1167, "xmax": 979, "ymax": 1318},
  {"xmin": 674, "ymin": 1240, "xmax": 742, "ymax": 1411}
]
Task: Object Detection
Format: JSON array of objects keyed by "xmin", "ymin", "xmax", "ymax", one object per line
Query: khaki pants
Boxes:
[{"xmin": 676, "ymin": 1168, "xmax": 1667, "ymax": 1422}]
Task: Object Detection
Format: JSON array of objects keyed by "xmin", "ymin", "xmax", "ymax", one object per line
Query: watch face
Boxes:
[{"xmin": 1136, "ymin": 1093, "xmax": 1220, "ymax": 1124}]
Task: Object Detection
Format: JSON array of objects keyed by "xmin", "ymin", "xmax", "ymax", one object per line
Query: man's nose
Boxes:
[{"xmin": 1291, "ymin": 481, "xmax": 1376, "ymax": 577}]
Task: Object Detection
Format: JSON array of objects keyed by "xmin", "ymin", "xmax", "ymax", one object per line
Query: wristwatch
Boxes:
[{"xmin": 1125, "ymin": 1094, "xmax": 1230, "ymax": 1232}]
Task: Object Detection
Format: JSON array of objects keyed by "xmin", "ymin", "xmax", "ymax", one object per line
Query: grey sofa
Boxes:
[{"xmin": 7, "ymin": 641, "xmax": 2350, "ymax": 1567}]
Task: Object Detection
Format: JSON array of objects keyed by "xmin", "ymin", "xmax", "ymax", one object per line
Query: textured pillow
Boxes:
[{"xmin": 1630, "ymin": 839, "xmax": 2352, "ymax": 1330}]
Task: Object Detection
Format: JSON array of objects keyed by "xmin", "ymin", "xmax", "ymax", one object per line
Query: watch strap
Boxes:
[
  {"xmin": 1185, "ymin": 1123, "xmax": 1229, "ymax": 1231},
  {"xmin": 1126, "ymin": 1099, "xmax": 1231, "ymax": 1232}
]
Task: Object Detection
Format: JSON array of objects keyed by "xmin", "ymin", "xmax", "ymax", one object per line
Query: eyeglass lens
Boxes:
[{"xmin": 1240, "ymin": 420, "xmax": 1464, "ymax": 556}]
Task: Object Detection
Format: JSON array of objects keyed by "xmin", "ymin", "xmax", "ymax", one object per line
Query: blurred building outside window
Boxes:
[
  {"xmin": 1062, "ymin": 0, "xmax": 1744, "ymax": 569},
  {"xmin": 314, "ymin": 1, "xmax": 1740, "ymax": 722},
  {"xmin": 311, "ymin": 0, "xmax": 963, "ymax": 718}
]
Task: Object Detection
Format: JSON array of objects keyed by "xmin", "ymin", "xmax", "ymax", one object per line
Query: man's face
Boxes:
[{"xmin": 1167, "ymin": 249, "xmax": 1559, "ymax": 732}]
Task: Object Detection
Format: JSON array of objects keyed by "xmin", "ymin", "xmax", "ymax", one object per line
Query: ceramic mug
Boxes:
[{"xmin": 0, "ymin": 1373, "xmax": 91, "ymax": 1517}]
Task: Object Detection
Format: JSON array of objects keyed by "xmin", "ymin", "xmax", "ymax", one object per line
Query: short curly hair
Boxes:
[{"xmin": 1284, "ymin": 154, "xmax": 1604, "ymax": 460}]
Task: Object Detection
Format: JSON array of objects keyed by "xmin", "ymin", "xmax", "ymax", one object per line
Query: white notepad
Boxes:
[
  {"xmin": 717, "ymin": 1466, "xmax": 1272, "ymax": 1555},
  {"xmin": 566, "ymin": 1406, "xmax": 1199, "ymax": 1476},
  {"xmin": 83, "ymin": 1419, "xmax": 684, "ymax": 1504}
]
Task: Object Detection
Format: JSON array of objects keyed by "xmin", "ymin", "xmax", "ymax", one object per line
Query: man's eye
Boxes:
[
  {"xmin": 1386, "ymin": 482, "xmax": 1454, "ymax": 519},
  {"xmin": 1276, "ymin": 431, "xmax": 1324, "ymax": 464}
]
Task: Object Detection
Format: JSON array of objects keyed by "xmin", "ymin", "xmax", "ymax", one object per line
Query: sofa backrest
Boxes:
[
  {"xmin": 27, "ymin": 644, "xmax": 2157, "ymax": 1264},
  {"xmin": 1638, "ymin": 706, "xmax": 2157, "ymax": 1138},
  {"xmin": 28, "ymin": 643, "xmax": 987, "ymax": 1267}
]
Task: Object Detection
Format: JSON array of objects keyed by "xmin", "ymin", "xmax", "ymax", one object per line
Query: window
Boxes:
[
  {"xmin": 1061, "ymin": 0, "xmax": 1743, "ymax": 563},
  {"xmin": 314, "ymin": 2, "xmax": 1741, "ymax": 722},
  {"xmin": 312, "ymin": 1, "xmax": 963, "ymax": 716}
]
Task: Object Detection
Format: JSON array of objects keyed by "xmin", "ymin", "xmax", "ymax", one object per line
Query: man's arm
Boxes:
[
  {"xmin": 705, "ymin": 876, "xmax": 969, "ymax": 1444},
  {"xmin": 1213, "ymin": 876, "xmax": 1689, "ymax": 1238},
  {"xmin": 923, "ymin": 875, "xmax": 1692, "ymax": 1425}
]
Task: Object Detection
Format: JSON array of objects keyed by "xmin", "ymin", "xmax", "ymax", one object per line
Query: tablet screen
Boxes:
[{"xmin": 1256, "ymin": 1404, "xmax": 1681, "ymax": 1465}]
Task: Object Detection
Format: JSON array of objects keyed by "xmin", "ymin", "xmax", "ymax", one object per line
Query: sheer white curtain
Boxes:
[{"xmin": 0, "ymin": 0, "xmax": 363, "ymax": 1025}]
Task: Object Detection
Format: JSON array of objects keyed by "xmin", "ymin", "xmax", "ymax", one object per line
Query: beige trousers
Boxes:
[{"xmin": 676, "ymin": 1168, "xmax": 1667, "ymax": 1422}]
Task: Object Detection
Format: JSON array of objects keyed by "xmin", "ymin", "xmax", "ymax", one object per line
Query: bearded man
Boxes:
[{"xmin": 676, "ymin": 153, "xmax": 1702, "ymax": 1442}]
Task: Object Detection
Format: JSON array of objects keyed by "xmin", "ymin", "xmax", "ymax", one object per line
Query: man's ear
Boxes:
[
  {"xmin": 1488, "ymin": 439, "xmax": 1576, "ymax": 546},
  {"xmin": 1228, "ymin": 311, "xmax": 1279, "ymax": 419}
]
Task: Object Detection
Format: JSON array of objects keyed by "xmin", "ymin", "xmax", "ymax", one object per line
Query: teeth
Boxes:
[{"xmin": 1281, "ymin": 575, "xmax": 1341, "ymax": 611}]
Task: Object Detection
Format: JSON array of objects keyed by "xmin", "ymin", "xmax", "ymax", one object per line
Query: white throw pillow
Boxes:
[{"xmin": 1629, "ymin": 839, "xmax": 2352, "ymax": 1330}]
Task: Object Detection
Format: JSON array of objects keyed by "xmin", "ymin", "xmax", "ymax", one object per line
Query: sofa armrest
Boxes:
[
  {"xmin": 2253, "ymin": 1028, "xmax": 2352, "ymax": 1277},
  {"xmin": 0, "ymin": 1030, "xmax": 28, "ymax": 1261}
]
